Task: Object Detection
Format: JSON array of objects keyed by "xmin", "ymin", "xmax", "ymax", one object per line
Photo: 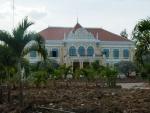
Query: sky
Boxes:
[{"xmin": 0, "ymin": 0, "xmax": 150, "ymax": 37}]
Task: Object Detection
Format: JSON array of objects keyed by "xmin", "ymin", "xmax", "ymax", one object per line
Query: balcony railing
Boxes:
[{"xmin": 67, "ymin": 55, "xmax": 101, "ymax": 60}]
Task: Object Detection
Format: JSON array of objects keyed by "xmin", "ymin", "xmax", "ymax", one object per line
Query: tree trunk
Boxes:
[
  {"xmin": 18, "ymin": 60, "xmax": 24, "ymax": 108},
  {"xmin": 7, "ymin": 86, "xmax": 11, "ymax": 103},
  {"xmin": 0, "ymin": 86, "xmax": 2, "ymax": 104},
  {"xmin": 6, "ymin": 70, "xmax": 11, "ymax": 103}
]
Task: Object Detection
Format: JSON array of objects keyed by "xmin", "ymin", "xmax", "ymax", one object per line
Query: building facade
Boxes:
[{"xmin": 28, "ymin": 23, "xmax": 134, "ymax": 69}]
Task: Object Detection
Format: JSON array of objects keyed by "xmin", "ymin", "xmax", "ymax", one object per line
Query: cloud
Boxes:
[
  {"xmin": 0, "ymin": 0, "xmax": 150, "ymax": 35},
  {"xmin": 0, "ymin": 1, "xmax": 12, "ymax": 19},
  {"xmin": 0, "ymin": 0, "xmax": 47, "ymax": 20},
  {"xmin": 28, "ymin": 10, "xmax": 47, "ymax": 20},
  {"xmin": 0, "ymin": 0, "xmax": 48, "ymax": 31},
  {"xmin": 16, "ymin": 6, "xmax": 48, "ymax": 20}
]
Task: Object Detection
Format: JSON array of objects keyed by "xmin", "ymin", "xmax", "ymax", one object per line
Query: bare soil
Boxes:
[{"xmin": 0, "ymin": 81, "xmax": 150, "ymax": 113}]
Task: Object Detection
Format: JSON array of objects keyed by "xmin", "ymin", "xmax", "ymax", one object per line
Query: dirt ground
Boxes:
[{"xmin": 0, "ymin": 81, "xmax": 150, "ymax": 113}]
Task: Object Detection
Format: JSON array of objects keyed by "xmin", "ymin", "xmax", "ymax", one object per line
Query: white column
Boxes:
[
  {"xmin": 119, "ymin": 48, "xmax": 123, "ymax": 61},
  {"xmin": 110, "ymin": 48, "xmax": 113, "ymax": 66},
  {"xmin": 80, "ymin": 61, "xmax": 83, "ymax": 69}
]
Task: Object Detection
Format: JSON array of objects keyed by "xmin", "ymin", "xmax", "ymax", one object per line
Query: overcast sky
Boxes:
[{"xmin": 0, "ymin": 0, "xmax": 150, "ymax": 37}]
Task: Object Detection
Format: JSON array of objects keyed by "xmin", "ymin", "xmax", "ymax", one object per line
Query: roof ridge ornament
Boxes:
[
  {"xmin": 77, "ymin": 17, "xmax": 79, "ymax": 24},
  {"xmin": 72, "ymin": 22, "xmax": 82, "ymax": 33},
  {"xmin": 96, "ymin": 32, "xmax": 99, "ymax": 40}
]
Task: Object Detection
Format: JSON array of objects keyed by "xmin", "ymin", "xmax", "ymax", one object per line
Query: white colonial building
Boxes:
[{"xmin": 28, "ymin": 23, "xmax": 134, "ymax": 69}]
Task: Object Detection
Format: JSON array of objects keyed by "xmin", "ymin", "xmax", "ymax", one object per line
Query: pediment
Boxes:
[{"xmin": 66, "ymin": 28, "xmax": 95, "ymax": 40}]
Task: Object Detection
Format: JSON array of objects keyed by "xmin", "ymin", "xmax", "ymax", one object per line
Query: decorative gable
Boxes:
[{"xmin": 66, "ymin": 23, "xmax": 95, "ymax": 40}]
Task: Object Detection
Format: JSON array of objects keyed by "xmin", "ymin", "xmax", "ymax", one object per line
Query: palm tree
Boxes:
[{"xmin": 0, "ymin": 17, "xmax": 47, "ymax": 107}]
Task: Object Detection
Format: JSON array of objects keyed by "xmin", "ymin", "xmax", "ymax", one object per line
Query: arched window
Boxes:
[
  {"xmin": 69, "ymin": 46, "xmax": 76, "ymax": 56},
  {"xmin": 78, "ymin": 46, "xmax": 85, "ymax": 56},
  {"xmin": 87, "ymin": 46, "xmax": 94, "ymax": 56}
]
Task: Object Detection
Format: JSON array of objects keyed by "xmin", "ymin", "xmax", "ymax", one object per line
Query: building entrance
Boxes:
[{"xmin": 73, "ymin": 62, "xmax": 80, "ymax": 71}]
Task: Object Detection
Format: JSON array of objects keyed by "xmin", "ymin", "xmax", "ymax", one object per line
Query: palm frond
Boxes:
[
  {"xmin": 0, "ymin": 30, "xmax": 20, "ymax": 55},
  {"xmin": 12, "ymin": 17, "xmax": 34, "ymax": 41},
  {"xmin": 32, "ymin": 34, "xmax": 47, "ymax": 60},
  {"xmin": 33, "ymin": 33, "xmax": 45, "ymax": 46},
  {"xmin": 23, "ymin": 32, "xmax": 37, "ymax": 44},
  {"xmin": 22, "ymin": 40, "xmax": 39, "ymax": 56},
  {"xmin": 22, "ymin": 40, "xmax": 47, "ymax": 60},
  {"xmin": 0, "ymin": 30, "xmax": 13, "ymax": 45}
]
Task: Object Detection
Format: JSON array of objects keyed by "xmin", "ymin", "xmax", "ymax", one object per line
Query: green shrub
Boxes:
[
  {"xmin": 31, "ymin": 70, "xmax": 48, "ymax": 87},
  {"xmin": 100, "ymin": 67, "xmax": 118, "ymax": 88},
  {"xmin": 51, "ymin": 68, "xmax": 63, "ymax": 80},
  {"xmin": 73, "ymin": 68, "xmax": 81, "ymax": 80},
  {"xmin": 115, "ymin": 61, "xmax": 136, "ymax": 77},
  {"xmin": 141, "ymin": 64, "xmax": 150, "ymax": 82}
]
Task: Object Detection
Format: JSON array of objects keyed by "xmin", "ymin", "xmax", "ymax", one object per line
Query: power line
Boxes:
[{"xmin": 13, "ymin": 0, "xmax": 15, "ymax": 29}]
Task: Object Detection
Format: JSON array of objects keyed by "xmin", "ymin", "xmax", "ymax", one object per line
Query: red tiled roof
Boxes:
[
  {"xmin": 39, "ymin": 24, "xmax": 130, "ymax": 41},
  {"xmin": 87, "ymin": 28, "xmax": 129, "ymax": 41},
  {"xmin": 39, "ymin": 27, "xmax": 72, "ymax": 40}
]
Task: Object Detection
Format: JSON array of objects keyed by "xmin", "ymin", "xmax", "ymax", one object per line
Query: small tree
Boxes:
[
  {"xmin": 51, "ymin": 68, "xmax": 63, "ymax": 87},
  {"xmin": 115, "ymin": 61, "xmax": 136, "ymax": 77},
  {"xmin": 80, "ymin": 67, "xmax": 96, "ymax": 87},
  {"xmin": 31, "ymin": 70, "xmax": 48, "ymax": 88},
  {"xmin": 91, "ymin": 61, "xmax": 106, "ymax": 86},
  {"xmin": 0, "ymin": 45, "xmax": 17, "ymax": 103},
  {"xmin": 147, "ymin": 65, "xmax": 150, "ymax": 84},
  {"xmin": 73, "ymin": 68, "xmax": 81, "ymax": 80},
  {"xmin": 100, "ymin": 67, "xmax": 118, "ymax": 88},
  {"xmin": 140, "ymin": 63, "xmax": 150, "ymax": 81},
  {"xmin": 0, "ymin": 45, "xmax": 17, "ymax": 83},
  {"xmin": 91, "ymin": 60, "xmax": 100, "ymax": 70},
  {"xmin": 59, "ymin": 65, "xmax": 72, "ymax": 79}
]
